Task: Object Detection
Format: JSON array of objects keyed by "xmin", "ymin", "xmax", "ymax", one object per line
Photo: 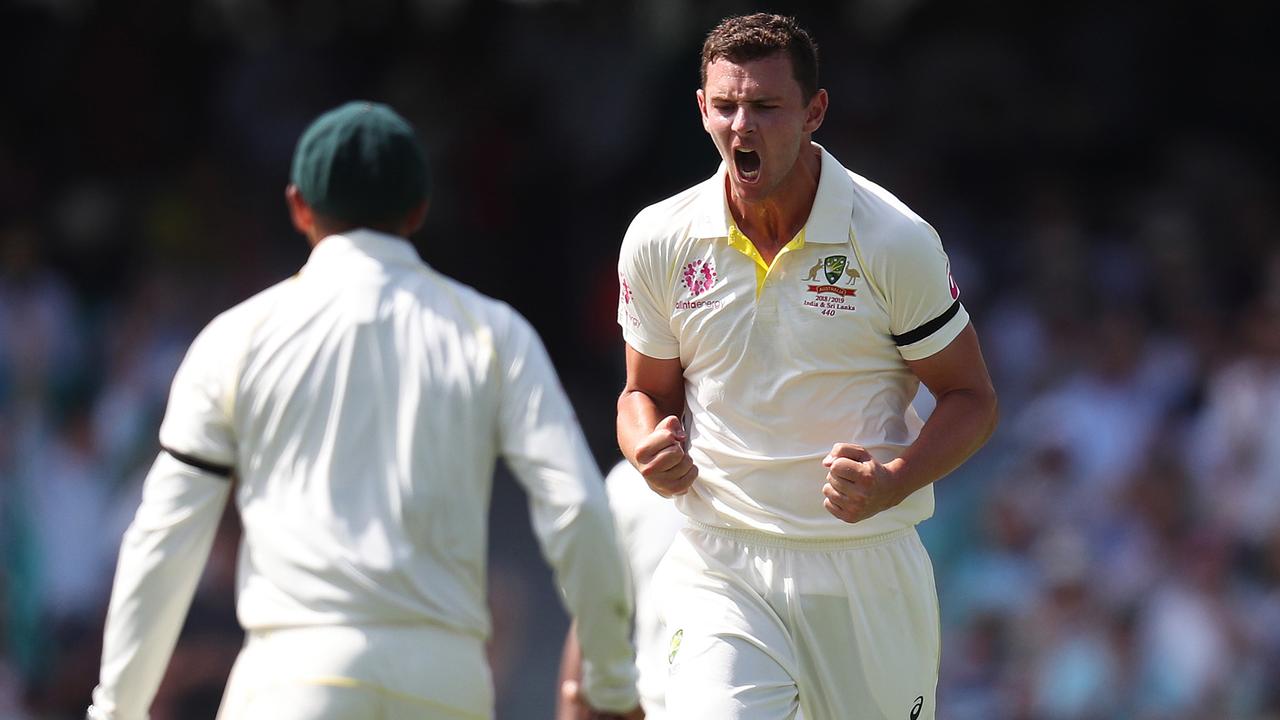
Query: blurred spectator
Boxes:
[
  {"xmin": 1024, "ymin": 529, "xmax": 1123, "ymax": 720},
  {"xmin": 1190, "ymin": 287, "xmax": 1280, "ymax": 544},
  {"xmin": 1134, "ymin": 531, "xmax": 1235, "ymax": 718},
  {"xmin": 0, "ymin": 226, "xmax": 85, "ymax": 427}
]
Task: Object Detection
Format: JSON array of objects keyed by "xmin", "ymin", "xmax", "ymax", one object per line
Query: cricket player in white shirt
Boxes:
[
  {"xmin": 557, "ymin": 460, "xmax": 685, "ymax": 720},
  {"xmin": 87, "ymin": 101, "xmax": 641, "ymax": 720},
  {"xmin": 616, "ymin": 14, "xmax": 998, "ymax": 720}
]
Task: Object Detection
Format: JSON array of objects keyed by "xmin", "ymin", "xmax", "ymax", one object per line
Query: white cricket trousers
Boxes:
[
  {"xmin": 216, "ymin": 623, "xmax": 493, "ymax": 720},
  {"xmin": 657, "ymin": 522, "xmax": 940, "ymax": 720}
]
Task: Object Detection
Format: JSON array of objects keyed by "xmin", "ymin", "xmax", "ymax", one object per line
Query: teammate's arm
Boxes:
[
  {"xmin": 558, "ymin": 622, "xmax": 646, "ymax": 720},
  {"xmin": 87, "ymin": 453, "xmax": 232, "ymax": 720},
  {"xmin": 823, "ymin": 324, "xmax": 997, "ymax": 523},
  {"xmin": 497, "ymin": 312, "xmax": 640, "ymax": 715},
  {"xmin": 617, "ymin": 346, "xmax": 697, "ymax": 497},
  {"xmin": 90, "ymin": 310, "xmax": 242, "ymax": 720},
  {"xmin": 556, "ymin": 623, "xmax": 589, "ymax": 720}
]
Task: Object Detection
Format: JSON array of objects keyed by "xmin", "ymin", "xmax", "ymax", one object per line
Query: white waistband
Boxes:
[{"xmin": 688, "ymin": 518, "xmax": 916, "ymax": 551}]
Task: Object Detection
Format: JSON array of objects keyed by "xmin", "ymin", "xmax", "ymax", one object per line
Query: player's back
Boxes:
[{"xmin": 219, "ymin": 230, "xmax": 509, "ymax": 635}]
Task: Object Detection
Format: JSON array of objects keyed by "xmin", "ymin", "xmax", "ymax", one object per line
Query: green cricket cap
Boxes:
[{"xmin": 290, "ymin": 101, "xmax": 430, "ymax": 226}]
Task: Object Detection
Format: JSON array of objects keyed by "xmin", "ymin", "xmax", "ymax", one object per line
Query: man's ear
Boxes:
[
  {"xmin": 803, "ymin": 88, "xmax": 828, "ymax": 134},
  {"xmin": 285, "ymin": 184, "xmax": 314, "ymax": 237},
  {"xmin": 401, "ymin": 199, "xmax": 430, "ymax": 237},
  {"xmin": 696, "ymin": 88, "xmax": 711, "ymax": 133}
]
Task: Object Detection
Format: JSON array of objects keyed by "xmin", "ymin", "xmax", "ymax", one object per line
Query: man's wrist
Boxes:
[{"xmin": 883, "ymin": 457, "xmax": 916, "ymax": 506}]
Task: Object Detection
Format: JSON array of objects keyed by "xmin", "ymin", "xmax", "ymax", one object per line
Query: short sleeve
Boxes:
[
  {"xmin": 617, "ymin": 213, "xmax": 680, "ymax": 360},
  {"xmin": 881, "ymin": 221, "xmax": 969, "ymax": 361},
  {"xmin": 157, "ymin": 312, "xmax": 243, "ymax": 469}
]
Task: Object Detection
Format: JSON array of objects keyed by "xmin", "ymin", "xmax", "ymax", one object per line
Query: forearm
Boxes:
[
  {"xmin": 504, "ymin": 410, "xmax": 638, "ymax": 710},
  {"xmin": 889, "ymin": 386, "xmax": 998, "ymax": 498},
  {"xmin": 90, "ymin": 453, "xmax": 231, "ymax": 720},
  {"xmin": 555, "ymin": 622, "xmax": 585, "ymax": 720},
  {"xmin": 616, "ymin": 389, "xmax": 679, "ymax": 465},
  {"xmin": 544, "ymin": 497, "xmax": 639, "ymax": 713}
]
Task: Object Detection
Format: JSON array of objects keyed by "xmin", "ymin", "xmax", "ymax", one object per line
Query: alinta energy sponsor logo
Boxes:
[
  {"xmin": 682, "ymin": 258, "xmax": 718, "ymax": 297},
  {"xmin": 910, "ymin": 695, "xmax": 924, "ymax": 719},
  {"xmin": 674, "ymin": 298, "xmax": 723, "ymax": 310},
  {"xmin": 675, "ymin": 257, "xmax": 723, "ymax": 310},
  {"xmin": 619, "ymin": 272, "xmax": 633, "ymax": 305},
  {"xmin": 802, "ymin": 254, "xmax": 860, "ymax": 314},
  {"xmin": 619, "ymin": 272, "xmax": 641, "ymax": 328}
]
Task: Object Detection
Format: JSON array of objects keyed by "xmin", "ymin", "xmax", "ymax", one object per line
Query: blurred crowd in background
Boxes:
[{"xmin": 2, "ymin": 0, "xmax": 1278, "ymax": 718}]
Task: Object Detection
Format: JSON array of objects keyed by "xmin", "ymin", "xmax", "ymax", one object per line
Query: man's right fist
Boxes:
[{"xmin": 632, "ymin": 415, "xmax": 698, "ymax": 497}]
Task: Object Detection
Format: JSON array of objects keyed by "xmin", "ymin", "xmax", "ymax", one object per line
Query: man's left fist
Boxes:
[{"xmin": 821, "ymin": 443, "xmax": 904, "ymax": 524}]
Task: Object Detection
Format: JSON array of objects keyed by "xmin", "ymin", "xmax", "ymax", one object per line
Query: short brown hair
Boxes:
[{"xmin": 700, "ymin": 14, "xmax": 820, "ymax": 99}]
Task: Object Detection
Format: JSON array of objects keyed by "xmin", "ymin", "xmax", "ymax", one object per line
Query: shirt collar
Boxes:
[
  {"xmin": 304, "ymin": 228, "xmax": 423, "ymax": 271},
  {"xmin": 689, "ymin": 142, "xmax": 855, "ymax": 245}
]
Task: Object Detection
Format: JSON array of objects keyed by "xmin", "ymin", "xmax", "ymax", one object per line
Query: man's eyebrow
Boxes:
[{"xmin": 708, "ymin": 93, "xmax": 784, "ymax": 103}]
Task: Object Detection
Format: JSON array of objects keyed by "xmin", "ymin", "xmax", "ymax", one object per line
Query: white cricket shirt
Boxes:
[
  {"xmin": 618, "ymin": 145, "xmax": 968, "ymax": 539},
  {"xmin": 604, "ymin": 460, "xmax": 685, "ymax": 718},
  {"xmin": 93, "ymin": 229, "xmax": 638, "ymax": 719}
]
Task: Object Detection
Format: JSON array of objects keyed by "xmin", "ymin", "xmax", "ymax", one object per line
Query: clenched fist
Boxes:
[
  {"xmin": 633, "ymin": 416, "xmax": 698, "ymax": 497},
  {"xmin": 821, "ymin": 443, "xmax": 905, "ymax": 524}
]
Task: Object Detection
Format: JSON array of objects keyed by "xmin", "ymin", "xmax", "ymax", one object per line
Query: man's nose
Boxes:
[{"xmin": 731, "ymin": 107, "xmax": 755, "ymax": 134}]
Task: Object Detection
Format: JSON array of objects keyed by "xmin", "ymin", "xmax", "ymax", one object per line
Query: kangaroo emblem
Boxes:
[
  {"xmin": 804, "ymin": 260, "xmax": 822, "ymax": 281},
  {"xmin": 806, "ymin": 256, "xmax": 861, "ymax": 285}
]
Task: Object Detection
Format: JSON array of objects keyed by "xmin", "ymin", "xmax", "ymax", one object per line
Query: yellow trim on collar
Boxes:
[{"xmin": 727, "ymin": 223, "xmax": 806, "ymax": 297}]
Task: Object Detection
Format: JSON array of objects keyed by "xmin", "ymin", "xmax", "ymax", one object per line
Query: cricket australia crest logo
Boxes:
[
  {"xmin": 668, "ymin": 628, "xmax": 684, "ymax": 664},
  {"xmin": 803, "ymin": 254, "xmax": 860, "ymax": 293},
  {"xmin": 823, "ymin": 254, "xmax": 847, "ymax": 284},
  {"xmin": 802, "ymin": 254, "xmax": 860, "ymax": 315}
]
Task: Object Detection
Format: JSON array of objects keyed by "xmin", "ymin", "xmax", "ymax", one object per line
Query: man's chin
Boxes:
[{"xmin": 727, "ymin": 176, "xmax": 770, "ymax": 204}]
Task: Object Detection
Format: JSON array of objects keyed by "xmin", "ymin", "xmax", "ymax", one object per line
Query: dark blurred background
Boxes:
[{"xmin": 2, "ymin": 0, "xmax": 1279, "ymax": 718}]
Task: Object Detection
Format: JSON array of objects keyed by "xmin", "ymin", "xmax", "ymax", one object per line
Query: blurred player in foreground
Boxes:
[
  {"xmin": 616, "ymin": 14, "xmax": 998, "ymax": 719},
  {"xmin": 87, "ymin": 101, "xmax": 640, "ymax": 720},
  {"xmin": 557, "ymin": 460, "xmax": 685, "ymax": 720}
]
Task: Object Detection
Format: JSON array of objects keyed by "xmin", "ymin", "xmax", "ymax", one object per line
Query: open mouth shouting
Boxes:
[{"xmin": 733, "ymin": 147, "xmax": 761, "ymax": 183}]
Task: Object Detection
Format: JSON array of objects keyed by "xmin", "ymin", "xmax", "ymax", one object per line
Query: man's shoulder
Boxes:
[
  {"xmin": 843, "ymin": 168, "xmax": 927, "ymax": 227},
  {"xmin": 839, "ymin": 166, "xmax": 938, "ymax": 256},
  {"xmin": 204, "ymin": 276, "xmax": 297, "ymax": 339},
  {"xmin": 424, "ymin": 271, "xmax": 527, "ymax": 336},
  {"xmin": 636, "ymin": 175, "xmax": 718, "ymax": 221},
  {"xmin": 176, "ymin": 278, "xmax": 298, "ymax": 373},
  {"xmin": 625, "ymin": 173, "xmax": 721, "ymax": 246}
]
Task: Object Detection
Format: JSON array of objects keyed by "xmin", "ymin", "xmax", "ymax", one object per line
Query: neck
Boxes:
[
  {"xmin": 728, "ymin": 144, "xmax": 822, "ymax": 258},
  {"xmin": 308, "ymin": 221, "xmax": 406, "ymax": 248}
]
